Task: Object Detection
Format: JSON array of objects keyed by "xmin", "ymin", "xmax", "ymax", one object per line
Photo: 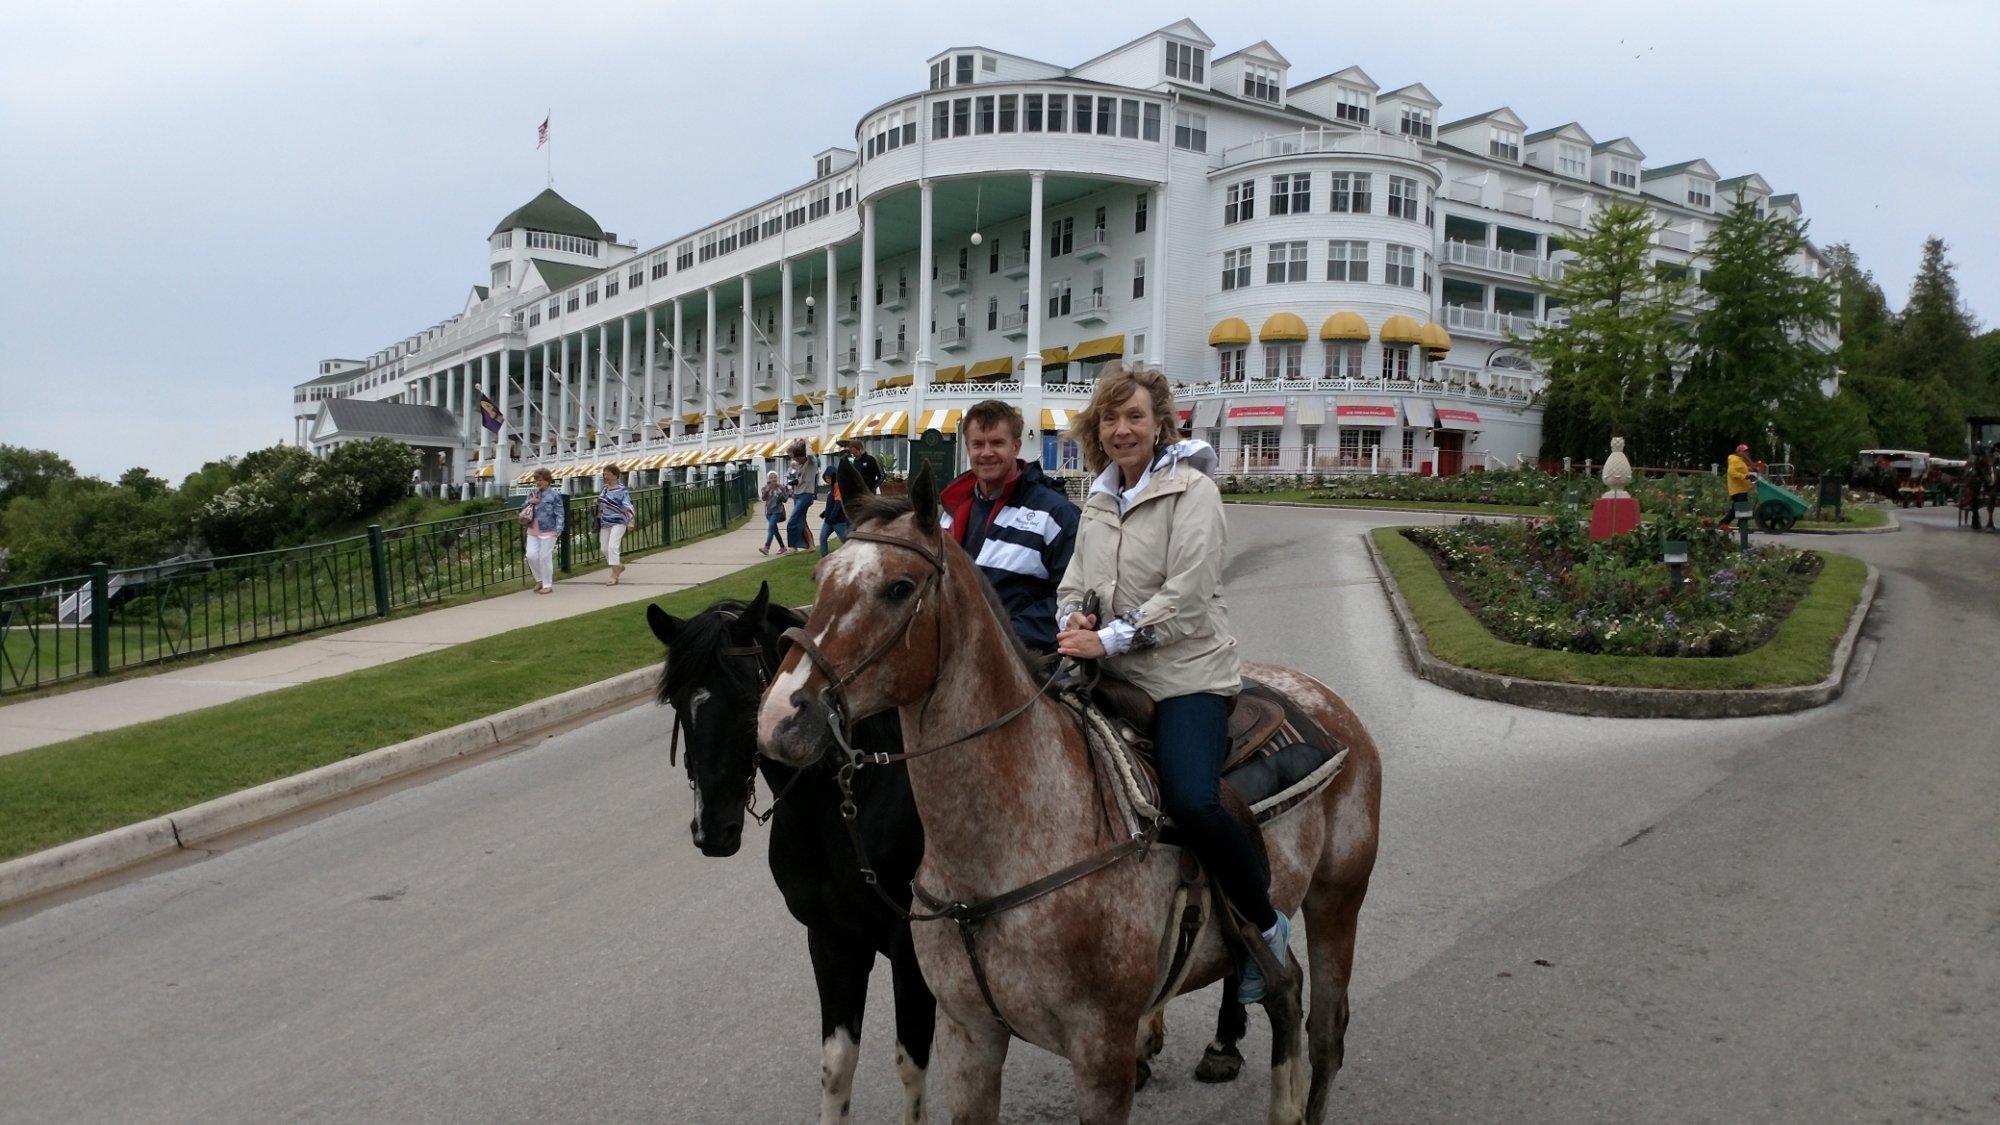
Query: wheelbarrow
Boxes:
[{"xmin": 1753, "ymin": 476, "xmax": 1810, "ymax": 532}]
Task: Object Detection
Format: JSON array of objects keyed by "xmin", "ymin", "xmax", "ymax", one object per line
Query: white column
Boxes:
[
  {"xmin": 1024, "ymin": 172, "xmax": 1047, "ymax": 462},
  {"xmin": 859, "ymin": 200, "xmax": 877, "ymax": 384},
  {"xmin": 740, "ymin": 273, "xmax": 754, "ymax": 426},
  {"xmin": 642, "ymin": 305, "xmax": 656, "ymax": 445},
  {"xmin": 1150, "ymin": 181, "xmax": 1169, "ymax": 372},
  {"xmin": 823, "ymin": 245, "xmax": 838, "ymax": 451},
  {"xmin": 497, "ymin": 349, "xmax": 512, "ymax": 495},
  {"xmin": 618, "ymin": 318, "xmax": 632, "ymax": 450},
  {"xmin": 595, "ymin": 324, "xmax": 610, "ymax": 453},
  {"xmin": 704, "ymin": 287, "xmax": 718, "ymax": 444},
  {"xmin": 461, "ymin": 362, "xmax": 477, "ymax": 466},
  {"xmin": 578, "ymin": 331, "xmax": 594, "ymax": 453},
  {"xmin": 913, "ymin": 179, "xmax": 934, "ymax": 429},
  {"xmin": 538, "ymin": 344, "xmax": 551, "ymax": 455},
  {"xmin": 671, "ymin": 299, "xmax": 686, "ymax": 438},
  {"xmin": 779, "ymin": 257, "xmax": 794, "ymax": 425},
  {"xmin": 558, "ymin": 336, "xmax": 572, "ymax": 453},
  {"xmin": 478, "ymin": 355, "xmax": 494, "ymax": 455}
]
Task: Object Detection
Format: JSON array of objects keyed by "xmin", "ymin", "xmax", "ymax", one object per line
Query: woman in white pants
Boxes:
[
  {"xmin": 520, "ymin": 468, "xmax": 564, "ymax": 594},
  {"xmin": 597, "ymin": 465, "xmax": 637, "ymax": 584}
]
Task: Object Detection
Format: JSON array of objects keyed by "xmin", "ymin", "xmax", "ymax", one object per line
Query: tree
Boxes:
[
  {"xmin": 327, "ymin": 439, "xmax": 418, "ymax": 515},
  {"xmin": 0, "ymin": 445, "xmax": 77, "ymax": 516},
  {"xmin": 0, "ymin": 477, "xmax": 190, "ymax": 581},
  {"xmin": 1529, "ymin": 203, "xmax": 1690, "ymax": 464},
  {"xmin": 1683, "ymin": 190, "xmax": 1839, "ymax": 466},
  {"xmin": 1821, "ymin": 242, "xmax": 1894, "ymax": 382}
]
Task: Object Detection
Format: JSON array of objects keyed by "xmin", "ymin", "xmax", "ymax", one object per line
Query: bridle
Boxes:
[{"xmin": 669, "ymin": 609, "xmax": 801, "ymax": 827}]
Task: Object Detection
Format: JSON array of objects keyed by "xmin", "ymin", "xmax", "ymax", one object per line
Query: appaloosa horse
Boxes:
[
  {"xmin": 650, "ymin": 584, "xmax": 1252, "ymax": 1124},
  {"xmin": 758, "ymin": 467, "xmax": 1383, "ymax": 1125}
]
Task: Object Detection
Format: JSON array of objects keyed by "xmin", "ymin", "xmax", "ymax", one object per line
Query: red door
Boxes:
[{"xmin": 1435, "ymin": 431, "xmax": 1465, "ymax": 475}]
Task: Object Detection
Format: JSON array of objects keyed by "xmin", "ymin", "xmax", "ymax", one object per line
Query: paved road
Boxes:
[{"xmin": 1, "ymin": 506, "xmax": 1993, "ymax": 1123}]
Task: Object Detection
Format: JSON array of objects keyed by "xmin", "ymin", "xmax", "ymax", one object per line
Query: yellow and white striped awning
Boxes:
[
  {"xmin": 665, "ymin": 450, "xmax": 696, "ymax": 467},
  {"xmin": 912, "ymin": 408, "xmax": 963, "ymax": 435},
  {"xmin": 515, "ymin": 470, "xmax": 537, "ymax": 484},
  {"xmin": 682, "ymin": 411, "xmax": 705, "ymax": 427},
  {"xmin": 753, "ymin": 397, "xmax": 781, "ymax": 414},
  {"xmin": 614, "ymin": 457, "xmax": 644, "ymax": 472},
  {"xmin": 476, "ymin": 465, "xmax": 495, "ymax": 479},
  {"xmin": 840, "ymin": 410, "xmax": 907, "ymax": 440},
  {"xmin": 1040, "ymin": 408, "xmax": 1076, "ymax": 433},
  {"xmin": 698, "ymin": 446, "xmax": 734, "ymax": 465}
]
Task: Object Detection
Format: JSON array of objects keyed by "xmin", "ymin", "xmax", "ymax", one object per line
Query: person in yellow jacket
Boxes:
[{"xmin": 1721, "ymin": 443, "xmax": 1754, "ymax": 527}]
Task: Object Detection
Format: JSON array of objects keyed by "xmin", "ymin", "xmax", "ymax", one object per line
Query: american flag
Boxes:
[{"xmin": 536, "ymin": 116, "xmax": 549, "ymax": 149}]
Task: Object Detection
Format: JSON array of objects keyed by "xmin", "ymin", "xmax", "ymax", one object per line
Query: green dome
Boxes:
[{"xmin": 491, "ymin": 188, "xmax": 605, "ymax": 241}]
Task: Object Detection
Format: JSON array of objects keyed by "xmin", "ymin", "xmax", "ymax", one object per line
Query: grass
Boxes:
[
  {"xmin": 1226, "ymin": 492, "xmax": 1547, "ymax": 517},
  {"xmin": 1793, "ymin": 505, "xmax": 1891, "ymax": 532},
  {"xmin": 0, "ymin": 550, "xmax": 818, "ymax": 863},
  {"xmin": 1372, "ymin": 526, "xmax": 1868, "ymax": 691}
]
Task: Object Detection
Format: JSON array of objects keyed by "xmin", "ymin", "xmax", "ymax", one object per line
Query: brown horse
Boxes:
[{"xmin": 757, "ymin": 467, "xmax": 1382, "ymax": 1124}]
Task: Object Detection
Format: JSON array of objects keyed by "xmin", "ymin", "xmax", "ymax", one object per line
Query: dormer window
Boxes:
[
  {"xmin": 1165, "ymin": 41, "xmax": 1205, "ymax": 84},
  {"xmin": 1242, "ymin": 63, "xmax": 1281, "ymax": 104},
  {"xmin": 1556, "ymin": 143, "xmax": 1588, "ymax": 178},
  {"xmin": 1489, "ymin": 127, "xmax": 1522, "ymax": 161},
  {"xmin": 1335, "ymin": 87, "xmax": 1370, "ymax": 125},
  {"xmin": 1608, "ymin": 157, "xmax": 1638, "ymax": 190},
  {"xmin": 1398, "ymin": 106, "xmax": 1433, "ymax": 140},
  {"xmin": 1687, "ymin": 179, "xmax": 1713, "ymax": 208},
  {"xmin": 816, "ymin": 154, "xmax": 832, "ymax": 178},
  {"xmin": 955, "ymin": 54, "xmax": 974, "ymax": 85}
]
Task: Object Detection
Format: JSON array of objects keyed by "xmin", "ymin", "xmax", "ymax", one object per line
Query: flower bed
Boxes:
[
  {"xmin": 1402, "ymin": 510, "xmax": 1823, "ymax": 658},
  {"xmin": 1219, "ymin": 468, "xmax": 1732, "ymax": 513}
]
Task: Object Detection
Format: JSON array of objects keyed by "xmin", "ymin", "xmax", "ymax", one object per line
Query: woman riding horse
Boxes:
[{"xmin": 1054, "ymin": 364, "xmax": 1288, "ymax": 1002}]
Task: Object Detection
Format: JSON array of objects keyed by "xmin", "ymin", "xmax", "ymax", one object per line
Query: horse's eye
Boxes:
[{"xmin": 884, "ymin": 577, "xmax": 917, "ymax": 602}]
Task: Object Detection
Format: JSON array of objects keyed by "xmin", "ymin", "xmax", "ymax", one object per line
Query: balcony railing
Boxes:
[
  {"xmin": 1072, "ymin": 292, "xmax": 1109, "ymax": 324},
  {"xmin": 939, "ymin": 325, "xmax": 970, "ymax": 350},
  {"xmin": 1443, "ymin": 305, "xmax": 1556, "ymax": 338},
  {"xmin": 1075, "ymin": 228, "xmax": 1110, "ymax": 260},
  {"xmin": 939, "ymin": 267, "xmax": 970, "ymax": 295},
  {"xmin": 999, "ymin": 251, "xmax": 1030, "ymax": 279},
  {"xmin": 1441, "ymin": 241, "xmax": 1566, "ymax": 281},
  {"xmin": 1214, "ymin": 128, "xmax": 1425, "ymax": 169},
  {"xmin": 1172, "ymin": 375, "xmax": 1538, "ymax": 405},
  {"xmin": 999, "ymin": 310, "xmax": 1029, "ymax": 339},
  {"xmin": 1656, "ymin": 229, "xmax": 1693, "ymax": 251}
]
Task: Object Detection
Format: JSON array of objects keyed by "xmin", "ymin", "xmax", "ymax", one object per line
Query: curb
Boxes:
[
  {"xmin": 1365, "ymin": 532, "xmax": 1879, "ymax": 720},
  {"xmin": 0, "ymin": 666, "xmax": 661, "ymax": 911},
  {"xmin": 1784, "ymin": 508, "xmax": 1900, "ymax": 535},
  {"xmin": 1225, "ymin": 499, "xmax": 1539, "ymax": 520}
]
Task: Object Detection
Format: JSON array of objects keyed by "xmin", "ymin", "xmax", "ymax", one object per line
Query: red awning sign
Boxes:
[
  {"xmin": 1335, "ymin": 404, "xmax": 1398, "ymax": 419},
  {"xmin": 1226, "ymin": 404, "xmax": 1286, "ymax": 420},
  {"xmin": 1436, "ymin": 408, "xmax": 1480, "ymax": 425}
]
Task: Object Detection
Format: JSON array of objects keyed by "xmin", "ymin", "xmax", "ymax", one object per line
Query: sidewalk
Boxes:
[{"xmin": 0, "ymin": 521, "xmax": 775, "ymax": 757}]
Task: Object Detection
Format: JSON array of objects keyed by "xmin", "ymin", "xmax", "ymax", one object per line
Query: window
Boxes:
[
  {"xmin": 1399, "ymin": 105, "xmax": 1433, "ymax": 140},
  {"xmin": 1387, "ymin": 176, "xmax": 1420, "ymax": 220},
  {"xmin": 1323, "ymin": 342, "xmax": 1363, "ymax": 378},
  {"xmin": 1046, "ymin": 94, "xmax": 1067, "ymax": 133},
  {"xmin": 1329, "ymin": 172, "xmax": 1370, "ymax": 213},
  {"xmin": 1687, "ymin": 180, "xmax": 1714, "ymax": 208},
  {"xmin": 955, "ymin": 54, "xmax": 973, "ymax": 84},
  {"xmin": 1242, "ymin": 63, "xmax": 1281, "ymax": 103},
  {"xmin": 1385, "ymin": 244, "xmax": 1419, "ymax": 288},
  {"xmin": 1119, "ymin": 99, "xmax": 1140, "ymax": 138},
  {"xmin": 1096, "ymin": 97, "xmax": 1115, "ymax": 135},
  {"xmin": 1263, "ymin": 343, "xmax": 1303, "ymax": 381},
  {"xmin": 1338, "ymin": 427, "xmax": 1383, "ymax": 465},
  {"xmin": 998, "ymin": 94, "xmax": 1017, "ymax": 132},
  {"xmin": 1556, "ymin": 143, "xmax": 1587, "ymax": 179},
  {"xmin": 547, "ymin": 297, "xmax": 559, "ymax": 320},
  {"xmin": 627, "ymin": 267, "xmax": 642, "ymax": 289},
  {"xmin": 817, "ymin": 154, "xmax": 833, "ymax": 178},
  {"xmin": 604, "ymin": 275, "xmax": 618, "ymax": 298},
  {"xmin": 976, "ymin": 96, "xmax": 995, "ymax": 134},
  {"xmin": 1336, "ymin": 86, "xmax": 1370, "ymax": 124},
  {"xmin": 1266, "ymin": 241, "xmax": 1308, "ymax": 284},
  {"xmin": 933, "ymin": 100, "xmax": 950, "ymax": 139},
  {"xmin": 1326, "ymin": 239, "xmax": 1369, "ymax": 282},
  {"xmin": 566, "ymin": 289, "xmax": 580, "ymax": 313},
  {"xmin": 1221, "ymin": 247, "xmax": 1251, "ymax": 290},
  {"xmin": 1093, "ymin": 205, "xmax": 1107, "ymax": 234},
  {"xmin": 1165, "ymin": 41, "xmax": 1205, "ymax": 83},
  {"xmin": 1142, "ymin": 103, "xmax": 1161, "ymax": 142},
  {"xmin": 929, "ymin": 60, "xmax": 946, "ymax": 90},
  {"xmin": 1089, "ymin": 267, "xmax": 1105, "ymax": 306},
  {"xmin": 1218, "ymin": 346, "xmax": 1246, "ymax": 383},
  {"xmin": 1049, "ymin": 216, "xmax": 1073, "ymax": 257},
  {"xmin": 981, "ymin": 54, "xmax": 996, "ymax": 73},
  {"xmin": 1173, "ymin": 109, "xmax": 1207, "ymax": 152},
  {"xmin": 1271, "ymin": 173, "xmax": 1311, "ymax": 215},
  {"xmin": 1048, "ymin": 278, "xmax": 1072, "ymax": 317},
  {"xmin": 1224, "ymin": 179, "xmax": 1256, "ymax": 224},
  {"xmin": 987, "ymin": 296, "xmax": 999, "ymax": 330},
  {"xmin": 1488, "ymin": 127, "xmax": 1522, "ymax": 161},
  {"xmin": 951, "ymin": 97, "xmax": 970, "ymax": 136},
  {"xmin": 1073, "ymin": 94, "xmax": 1092, "ymax": 134},
  {"xmin": 676, "ymin": 242, "xmax": 694, "ymax": 271},
  {"xmin": 1608, "ymin": 156, "xmax": 1638, "ymax": 190},
  {"xmin": 1135, "ymin": 191, "xmax": 1149, "ymax": 234},
  {"xmin": 1381, "ymin": 346, "xmax": 1412, "ymax": 381},
  {"xmin": 1132, "ymin": 256, "xmax": 1146, "ymax": 299}
]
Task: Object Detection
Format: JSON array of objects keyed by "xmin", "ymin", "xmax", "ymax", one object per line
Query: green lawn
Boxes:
[
  {"xmin": 1372, "ymin": 527, "xmax": 1868, "ymax": 691},
  {"xmin": 0, "ymin": 551, "xmax": 819, "ymax": 863},
  {"xmin": 1226, "ymin": 493, "xmax": 1547, "ymax": 517},
  {"xmin": 1793, "ymin": 505, "xmax": 1891, "ymax": 532}
]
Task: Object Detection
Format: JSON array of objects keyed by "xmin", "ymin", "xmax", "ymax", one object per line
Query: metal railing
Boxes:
[
  {"xmin": 1213, "ymin": 128, "xmax": 1425, "ymax": 169},
  {"xmin": 0, "ymin": 473, "xmax": 753, "ymax": 696}
]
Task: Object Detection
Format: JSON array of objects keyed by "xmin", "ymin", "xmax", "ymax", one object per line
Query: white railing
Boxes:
[
  {"xmin": 1072, "ymin": 292, "xmax": 1109, "ymax": 318},
  {"xmin": 1551, "ymin": 202, "xmax": 1586, "ymax": 228},
  {"xmin": 1500, "ymin": 191, "xmax": 1537, "ymax": 217},
  {"xmin": 999, "ymin": 250, "xmax": 1030, "ymax": 277},
  {"xmin": 939, "ymin": 266, "xmax": 970, "ymax": 291},
  {"xmin": 1442, "ymin": 241, "xmax": 1566, "ymax": 281},
  {"xmin": 1000, "ymin": 310, "xmax": 1029, "ymax": 334},
  {"xmin": 939, "ymin": 325, "xmax": 970, "ymax": 348},
  {"xmin": 740, "ymin": 421, "xmax": 778, "ymax": 436},
  {"xmin": 1445, "ymin": 179, "xmax": 1486, "ymax": 205},
  {"xmin": 1172, "ymin": 375, "xmax": 1538, "ymax": 405},
  {"xmin": 1213, "ymin": 128, "xmax": 1425, "ymax": 169},
  {"xmin": 1656, "ymin": 228, "xmax": 1693, "ymax": 251},
  {"xmin": 865, "ymin": 384, "xmax": 911, "ymax": 401}
]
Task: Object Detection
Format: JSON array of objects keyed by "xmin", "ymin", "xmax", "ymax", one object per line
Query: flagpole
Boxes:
[{"xmin": 545, "ymin": 108, "xmax": 553, "ymax": 187}]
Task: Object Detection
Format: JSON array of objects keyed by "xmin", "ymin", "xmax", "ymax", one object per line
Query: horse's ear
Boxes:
[
  {"xmin": 837, "ymin": 460, "xmax": 869, "ymax": 516},
  {"xmin": 734, "ymin": 582, "xmax": 772, "ymax": 635},
  {"xmin": 646, "ymin": 603, "xmax": 683, "ymax": 646},
  {"xmin": 911, "ymin": 463, "xmax": 939, "ymax": 534}
]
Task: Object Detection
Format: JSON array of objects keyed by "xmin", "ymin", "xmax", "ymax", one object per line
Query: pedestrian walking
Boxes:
[
  {"xmin": 760, "ymin": 470, "xmax": 790, "ymax": 555},
  {"xmin": 598, "ymin": 465, "xmax": 636, "ymax": 585},
  {"xmin": 1720, "ymin": 442, "xmax": 1759, "ymax": 554},
  {"xmin": 784, "ymin": 440, "xmax": 817, "ymax": 551},
  {"xmin": 839, "ymin": 437, "xmax": 885, "ymax": 494},
  {"xmin": 817, "ymin": 463, "xmax": 850, "ymax": 556},
  {"xmin": 520, "ymin": 468, "xmax": 564, "ymax": 594}
]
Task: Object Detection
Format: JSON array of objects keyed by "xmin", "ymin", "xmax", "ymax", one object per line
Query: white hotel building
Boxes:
[{"xmin": 292, "ymin": 18, "xmax": 1827, "ymax": 491}]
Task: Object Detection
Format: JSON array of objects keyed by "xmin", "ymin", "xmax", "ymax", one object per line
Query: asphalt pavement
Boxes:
[{"xmin": 0, "ymin": 505, "xmax": 1992, "ymax": 1123}]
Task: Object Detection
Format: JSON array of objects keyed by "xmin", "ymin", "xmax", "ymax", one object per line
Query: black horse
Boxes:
[{"xmin": 649, "ymin": 584, "xmax": 1252, "ymax": 1121}]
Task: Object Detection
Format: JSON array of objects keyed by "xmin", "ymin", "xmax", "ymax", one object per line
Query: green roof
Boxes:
[
  {"xmin": 491, "ymin": 188, "xmax": 605, "ymax": 240},
  {"xmin": 527, "ymin": 258, "xmax": 600, "ymax": 294}
]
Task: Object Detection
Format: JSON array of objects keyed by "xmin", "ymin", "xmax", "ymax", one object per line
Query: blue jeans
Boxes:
[
  {"xmin": 1155, "ymin": 692, "xmax": 1276, "ymax": 930},
  {"xmin": 787, "ymin": 494, "xmax": 814, "ymax": 549},
  {"xmin": 819, "ymin": 518, "xmax": 850, "ymax": 556},
  {"xmin": 763, "ymin": 511, "xmax": 784, "ymax": 550}
]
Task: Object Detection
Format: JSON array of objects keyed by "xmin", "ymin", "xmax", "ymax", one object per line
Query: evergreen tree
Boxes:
[
  {"xmin": 1821, "ymin": 242, "xmax": 1893, "ymax": 381},
  {"xmin": 1880, "ymin": 238, "xmax": 1981, "ymax": 451},
  {"xmin": 1528, "ymin": 202, "xmax": 1689, "ymax": 464},
  {"xmin": 1683, "ymin": 190, "xmax": 1838, "ymax": 465}
]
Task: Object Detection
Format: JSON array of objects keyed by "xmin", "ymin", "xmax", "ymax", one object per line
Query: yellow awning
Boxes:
[
  {"xmin": 933, "ymin": 365, "xmax": 967, "ymax": 384},
  {"xmin": 861, "ymin": 410, "xmax": 909, "ymax": 438},
  {"xmin": 1380, "ymin": 315, "xmax": 1425, "ymax": 344},
  {"xmin": 1209, "ymin": 317, "xmax": 1252, "ymax": 346},
  {"xmin": 753, "ymin": 397, "xmax": 781, "ymax": 414},
  {"xmin": 708, "ymin": 446, "xmax": 740, "ymax": 464},
  {"xmin": 515, "ymin": 471, "xmax": 536, "ymax": 484},
  {"xmin": 1320, "ymin": 311, "xmax": 1370, "ymax": 341},
  {"xmin": 836, "ymin": 415, "xmax": 868, "ymax": 441},
  {"xmin": 1040, "ymin": 346, "xmax": 1070, "ymax": 367},
  {"xmin": 614, "ymin": 457, "xmax": 643, "ymax": 472},
  {"xmin": 793, "ymin": 392, "xmax": 816, "ymax": 406},
  {"xmin": 722, "ymin": 404, "xmax": 744, "ymax": 418},
  {"xmin": 1040, "ymin": 408, "xmax": 1076, "ymax": 433},
  {"xmin": 967, "ymin": 356, "xmax": 1014, "ymax": 380},
  {"xmin": 667, "ymin": 450, "xmax": 698, "ymax": 467},
  {"xmin": 1260, "ymin": 312, "xmax": 1308, "ymax": 342},
  {"xmin": 476, "ymin": 465, "xmax": 495, "ymax": 479},
  {"xmin": 1068, "ymin": 334, "xmax": 1124, "ymax": 363},
  {"xmin": 913, "ymin": 408, "xmax": 963, "ymax": 435},
  {"xmin": 836, "ymin": 385, "xmax": 858, "ymax": 399},
  {"xmin": 682, "ymin": 411, "xmax": 704, "ymax": 426},
  {"xmin": 1421, "ymin": 322, "xmax": 1452, "ymax": 356},
  {"xmin": 808, "ymin": 435, "xmax": 839, "ymax": 454},
  {"xmin": 878, "ymin": 373, "xmax": 914, "ymax": 389}
]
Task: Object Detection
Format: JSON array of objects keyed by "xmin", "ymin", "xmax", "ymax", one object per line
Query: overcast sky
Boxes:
[{"xmin": 3, "ymin": 0, "xmax": 1994, "ymax": 481}]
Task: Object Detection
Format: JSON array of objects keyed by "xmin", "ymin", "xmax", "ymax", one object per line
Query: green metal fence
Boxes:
[{"xmin": 0, "ymin": 472, "xmax": 752, "ymax": 696}]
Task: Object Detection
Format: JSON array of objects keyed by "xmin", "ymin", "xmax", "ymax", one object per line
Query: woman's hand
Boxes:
[{"xmin": 1057, "ymin": 627, "xmax": 1105, "ymax": 660}]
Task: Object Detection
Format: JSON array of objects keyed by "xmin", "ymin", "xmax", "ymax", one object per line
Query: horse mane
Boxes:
[
  {"xmin": 656, "ymin": 598, "xmax": 808, "ymax": 705},
  {"xmin": 846, "ymin": 493, "xmax": 1043, "ymax": 679}
]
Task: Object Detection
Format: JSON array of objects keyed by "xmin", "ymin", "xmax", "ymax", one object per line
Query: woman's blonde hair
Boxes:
[
  {"xmin": 1067, "ymin": 364, "xmax": 1178, "ymax": 474},
  {"xmin": 532, "ymin": 468, "xmax": 555, "ymax": 485}
]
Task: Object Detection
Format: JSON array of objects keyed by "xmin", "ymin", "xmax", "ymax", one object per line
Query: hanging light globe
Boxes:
[
  {"xmin": 969, "ymin": 230, "xmax": 984, "ymax": 246},
  {"xmin": 804, "ymin": 294, "xmax": 816, "ymax": 308}
]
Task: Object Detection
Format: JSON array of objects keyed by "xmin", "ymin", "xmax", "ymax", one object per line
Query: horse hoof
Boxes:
[
  {"xmin": 1194, "ymin": 1045, "xmax": 1243, "ymax": 1083},
  {"xmin": 1133, "ymin": 1059, "xmax": 1152, "ymax": 1091}
]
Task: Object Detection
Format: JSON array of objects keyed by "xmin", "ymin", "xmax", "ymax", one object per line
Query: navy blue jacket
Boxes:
[{"xmin": 939, "ymin": 460, "xmax": 1079, "ymax": 652}]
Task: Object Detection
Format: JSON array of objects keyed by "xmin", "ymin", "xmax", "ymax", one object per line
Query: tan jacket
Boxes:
[{"xmin": 1057, "ymin": 454, "xmax": 1240, "ymax": 701}]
